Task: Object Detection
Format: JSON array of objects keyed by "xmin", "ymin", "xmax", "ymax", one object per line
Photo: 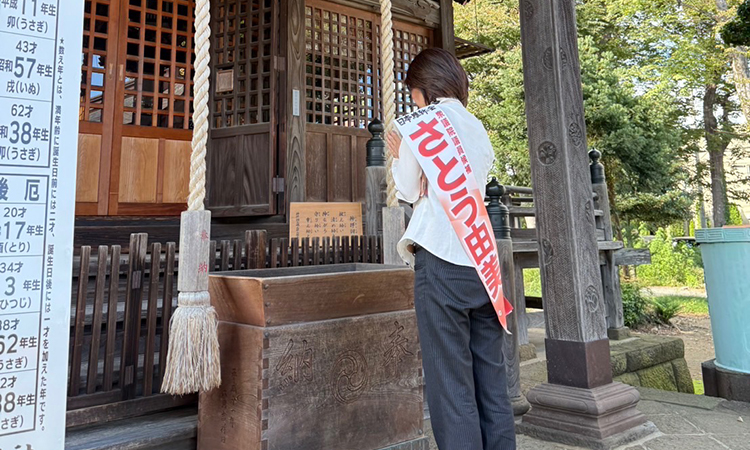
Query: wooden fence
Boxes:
[{"xmin": 66, "ymin": 231, "xmax": 383, "ymax": 427}]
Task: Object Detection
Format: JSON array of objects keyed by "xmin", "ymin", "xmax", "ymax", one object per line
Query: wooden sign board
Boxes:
[
  {"xmin": 290, "ymin": 203, "xmax": 363, "ymax": 239},
  {"xmin": 0, "ymin": 0, "xmax": 85, "ymax": 448}
]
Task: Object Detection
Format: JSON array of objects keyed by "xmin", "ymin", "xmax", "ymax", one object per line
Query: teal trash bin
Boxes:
[{"xmin": 696, "ymin": 227, "xmax": 750, "ymax": 374}]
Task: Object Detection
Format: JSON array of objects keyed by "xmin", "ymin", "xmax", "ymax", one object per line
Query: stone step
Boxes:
[{"xmin": 65, "ymin": 407, "xmax": 196, "ymax": 450}]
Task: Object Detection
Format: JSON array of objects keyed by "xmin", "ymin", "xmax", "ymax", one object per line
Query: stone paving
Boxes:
[{"xmin": 421, "ymin": 320, "xmax": 750, "ymax": 450}]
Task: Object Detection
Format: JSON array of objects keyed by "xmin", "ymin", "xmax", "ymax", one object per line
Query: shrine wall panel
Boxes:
[
  {"xmin": 118, "ymin": 136, "xmax": 159, "ymax": 203},
  {"xmin": 163, "ymin": 140, "xmax": 191, "ymax": 204},
  {"xmin": 76, "ymin": 134, "xmax": 103, "ymax": 203}
]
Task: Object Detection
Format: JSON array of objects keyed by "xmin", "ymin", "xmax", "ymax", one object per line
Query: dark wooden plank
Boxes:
[
  {"xmin": 233, "ymin": 239, "xmax": 242, "ymax": 270},
  {"xmin": 291, "ymin": 238, "xmax": 300, "ymax": 267},
  {"xmin": 313, "ymin": 237, "xmax": 320, "ymax": 265},
  {"xmin": 283, "ymin": 0, "xmax": 307, "ymax": 204},
  {"xmin": 220, "ymin": 240, "xmax": 230, "ymax": 271},
  {"xmin": 86, "ymin": 246, "xmax": 109, "ymax": 394},
  {"xmin": 159, "ymin": 242, "xmax": 176, "ymax": 384},
  {"xmin": 352, "ymin": 235, "xmax": 361, "ymax": 263},
  {"xmin": 144, "ymin": 242, "xmax": 162, "ymax": 396},
  {"xmin": 66, "ymin": 394, "xmax": 197, "ymax": 429},
  {"xmin": 613, "ymin": 248, "xmax": 651, "ymax": 266},
  {"xmin": 333, "ymin": 236, "xmax": 341, "ymax": 264},
  {"xmin": 70, "ymin": 246, "xmax": 91, "ymax": 396},
  {"xmin": 323, "ymin": 238, "xmax": 330, "ymax": 265},
  {"xmin": 437, "ymin": 0, "xmax": 455, "ymax": 53},
  {"xmin": 103, "ymin": 245, "xmax": 121, "ymax": 391},
  {"xmin": 302, "ymin": 237, "xmax": 310, "ymax": 267},
  {"xmin": 271, "ymin": 238, "xmax": 280, "ymax": 268},
  {"xmin": 245, "ymin": 230, "xmax": 268, "ymax": 269},
  {"xmin": 121, "ymin": 233, "xmax": 148, "ymax": 399},
  {"xmin": 280, "ymin": 238, "xmax": 289, "ymax": 268},
  {"xmin": 362, "ymin": 236, "xmax": 370, "ymax": 264},
  {"xmin": 343, "ymin": 236, "xmax": 351, "ymax": 264}
]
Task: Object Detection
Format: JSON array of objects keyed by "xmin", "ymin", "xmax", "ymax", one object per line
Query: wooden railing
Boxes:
[{"xmin": 66, "ymin": 231, "xmax": 383, "ymax": 427}]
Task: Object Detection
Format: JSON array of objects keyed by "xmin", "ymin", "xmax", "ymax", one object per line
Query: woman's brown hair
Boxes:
[{"xmin": 405, "ymin": 48, "xmax": 469, "ymax": 106}]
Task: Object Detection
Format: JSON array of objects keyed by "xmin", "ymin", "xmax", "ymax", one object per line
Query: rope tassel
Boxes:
[{"xmin": 161, "ymin": 0, "xmax": 221, "ymax": 395}]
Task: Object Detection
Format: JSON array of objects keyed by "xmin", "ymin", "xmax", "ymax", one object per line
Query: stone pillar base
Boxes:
[
  {"xmin": 518, "ymin": 382, "xmax": 656, "ymax": 450},
  {"xmin": 511, "ymin": 394, "xmax": 531, "ymax": 418},
  {"xmin": 607, "ymin": 327, "xmax": 631, "ymax": 341},
  {"xmin": 703, "ymin": 359, "xmax": 750, "ymax": 402}
]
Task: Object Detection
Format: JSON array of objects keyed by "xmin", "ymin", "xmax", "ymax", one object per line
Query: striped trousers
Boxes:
[{"xmin": 414, "ymin": 248, "xmax": 516, "ymax": 450}]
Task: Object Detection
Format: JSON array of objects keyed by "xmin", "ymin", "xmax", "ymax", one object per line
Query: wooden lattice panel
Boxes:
[
  {"xmin": 304, "ymin": 1, "xmax": 432, "ymax": 127},
  {"xmin": 305, "ymin": 3, "xmax": 378, "ymax": 128},
  {"xmin": 393, "ymin": 26, "xmax": 430, "ymax": 115},
  {"xmin": 122, "ymin": 0, "xmax": 195, "ymax": 129},
  {"xmin": 80, "ymin": 0, "xmax": 112, "ymax": 123},
  {"xmin": 211, "ymin": 0, "xmax": 276, "ymax": 127}
]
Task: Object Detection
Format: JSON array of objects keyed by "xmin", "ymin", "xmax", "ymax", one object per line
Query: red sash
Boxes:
[{"xmin": 395, "ymin": 105, "xmax": 513, "ymax": 331}]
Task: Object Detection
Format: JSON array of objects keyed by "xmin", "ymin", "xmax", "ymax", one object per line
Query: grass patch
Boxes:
[
  {"xmin": 524, "ymin": 268, "xmax": 542, "ymax": 297},
  {"xmin": 693, "ymin": 379, "xmax": 705, "ymax": 396},
  {"xmin": 649, "ymin": 295, "xmax": 709, "ymax": 317}
]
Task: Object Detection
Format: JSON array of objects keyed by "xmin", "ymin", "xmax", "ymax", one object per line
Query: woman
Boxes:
[{"xmin": 386, "ymin": 48, "xmax": 516, "ymax": 450}]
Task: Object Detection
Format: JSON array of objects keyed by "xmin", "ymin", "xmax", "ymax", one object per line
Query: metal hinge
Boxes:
[{"xmin": 272, "ymin": 177, "xmax": 285, "ymax": 193}]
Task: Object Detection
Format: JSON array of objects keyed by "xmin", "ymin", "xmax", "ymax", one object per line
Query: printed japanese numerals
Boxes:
[{"xmin": 0, "ymin": 0, "xmax": 69, "ymax": 446}]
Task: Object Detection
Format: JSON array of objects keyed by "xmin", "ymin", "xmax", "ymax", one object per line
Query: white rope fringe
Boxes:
[{"xmin": 161, "ymin": 292, "xmax": 221, "ymax": 395}]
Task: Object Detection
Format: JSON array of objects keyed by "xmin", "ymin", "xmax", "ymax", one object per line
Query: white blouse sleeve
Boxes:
[{"xmin": 392, "ymin": 139, "xmax": 421, "ymax": 203}]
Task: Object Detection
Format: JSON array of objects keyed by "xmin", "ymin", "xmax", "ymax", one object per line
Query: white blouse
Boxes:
[{"xmin": 392, "ymin": 97, "xmax": 496, "ymax": 267}]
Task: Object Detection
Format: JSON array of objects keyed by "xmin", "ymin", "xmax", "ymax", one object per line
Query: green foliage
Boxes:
[
  {"xmin": 653, "ymin": 295, "xmax": 709, "ymax": 316},
  {"xmin": 622, "ymin": 282, "xmax": 651, "ymax": 328},
  {"xmin": 523, "ymin": 268, "xmax": 542, "ymax": 298},
  {"xmin": 721, "ymin": 0, "xmax": 750, "ymax": 46},
  {"xmin": 693, "ymin": 379, "xmax": 705, "ymax": 396},
  {"xmin": 728, "ymin": 203, "xmax": 744, "ymax": 225},
  {"xmin": 650, "ymin": 297, "xmax": 683, "ymax": 325},
  {"xmin": 636, "ymin": 228, "xmax": 705, "ymax": 287}
]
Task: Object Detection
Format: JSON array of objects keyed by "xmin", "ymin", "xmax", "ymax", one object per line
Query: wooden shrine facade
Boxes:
[{"xmin": 74, "ymin": 0, "xmax": 461, "ymax": 219}]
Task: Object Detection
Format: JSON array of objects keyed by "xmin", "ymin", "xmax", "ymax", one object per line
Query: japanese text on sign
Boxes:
[
  {"xmin": 0, "ymin": 0, "xmax": 84, "ymax": 448},
  {"xmin": 290, "ymin": 203, "xmax": 363, "ymax": 240}
]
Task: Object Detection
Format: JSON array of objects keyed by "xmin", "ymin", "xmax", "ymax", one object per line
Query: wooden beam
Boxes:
[
  {"xmin": 283, "ymin": 0, "xmax": 307, "ymax": 206},
  {"xmin": 437, "ymin": 0, "xmax": 455, "ymax": 53}
]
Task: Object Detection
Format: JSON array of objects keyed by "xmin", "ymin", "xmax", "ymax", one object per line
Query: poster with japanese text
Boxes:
[
  {"xmin": 290, "ymin": 203, "xmax": 363, "ymax": 240},
  {"xmin": 0, "ymin": 0, "xmax": 84, "ymax": 448}
]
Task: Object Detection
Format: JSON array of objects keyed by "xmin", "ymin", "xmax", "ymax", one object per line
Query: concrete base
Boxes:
[
  {"xmin": 519, "ymin": 382, "xmax": 656, "ymax": 450},
  {"xmin": 519, "ymin": 343, "xmax": 538, "ymax": 362},
  {"xmin": 607, "ymin": 327, "xmax": 631, "ymax": 341},
  {"xmin": 702, "ymin": 359, "xmax": 750, "ymax": 402}
]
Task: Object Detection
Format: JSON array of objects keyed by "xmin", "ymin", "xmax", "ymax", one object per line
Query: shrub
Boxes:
[
  {"xmin": 635, "ymin": 228, "xmax": 704, "ymax": 287},
  {"xmin": 650, "ymin": 297, "xmax": 682, "ymax": 325},
  {"xmin": 622, "ymin": 282, "xmax": 650, "ymax": 328}
]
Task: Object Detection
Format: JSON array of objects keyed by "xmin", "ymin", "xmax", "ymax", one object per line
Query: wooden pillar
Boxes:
[
  {"xmin": 282, "ymin": 0, "xmax": 306, "ymax": 205},
  {"xmin": 437, "ymin": 0, "xmax": 455, "ymax": 54},
  {"xmin": 590, "ymin": 150, "xmax": 629, "ymax": 340},
  {"xmin": 517, "ymin": 1, "xmax": 655, "ymax": 446},
  {"xmin": 365, "ymin": 120, "xmax": 387, "ymax": 236},
  {"xmin": 487, "ymin": 178, "xmax": 530, "ymax": 417}
]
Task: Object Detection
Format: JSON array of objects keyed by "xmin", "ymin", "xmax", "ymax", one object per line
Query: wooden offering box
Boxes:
[{"xmin": 199, "ymin": 264, "xmax": 424, "ymax": 450}]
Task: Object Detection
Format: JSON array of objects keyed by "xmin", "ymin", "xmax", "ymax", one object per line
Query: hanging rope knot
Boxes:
[{"xmin": 177, "ymin": 291, "xmax": 212, "ymax": 308}]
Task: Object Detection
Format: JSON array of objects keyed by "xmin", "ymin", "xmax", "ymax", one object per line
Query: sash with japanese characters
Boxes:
[{"xmin": 394, "ymin": 104, "xmax": 513, "ymax": 331}]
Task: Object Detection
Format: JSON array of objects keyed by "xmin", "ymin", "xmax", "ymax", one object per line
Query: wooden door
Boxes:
[
  {"xmin": 205, "ymin": 0, "xmax": 280, "ymax": 217},
  {"xmin": 77, "ymin": 0, "xmax": 122, "ymax": 215},
  {"xmin": 108, "ymin": 0, "xmax": 195, "ymax": 215}
]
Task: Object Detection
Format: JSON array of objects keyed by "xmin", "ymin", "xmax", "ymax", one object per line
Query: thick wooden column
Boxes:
[
  {"xmin": 365, "ymin": 120, "xmax": 387, "ymax": 236},
  {"xmin": 282, "ymin": 0, "xmax": 307, "ymax": 205},
  {"xmin": 437, "ymin": 0, "xmax": 455, "ymax": 53},
  {"xmin": 517, "ymin": 1, "xmax": 655, "ymax": 447}
]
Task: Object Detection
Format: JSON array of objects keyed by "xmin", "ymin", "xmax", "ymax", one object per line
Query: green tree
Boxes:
[{"xmin": 454, "ymin": 0, "xmax": 692, "ymax": 229}]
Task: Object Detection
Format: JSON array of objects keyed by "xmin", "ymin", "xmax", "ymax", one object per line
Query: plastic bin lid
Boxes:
[{"xmin": 695, "ymin": 226, "xmax": 750, "ymax": 244}]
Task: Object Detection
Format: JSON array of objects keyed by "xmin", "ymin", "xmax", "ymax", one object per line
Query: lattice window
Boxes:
[
  {"xmin": 80, "ymin": 0, "xmax": 112, "ymax": 123},
  {"xmin": 393, "ymin": 27, "xmax": 430, "ymax": 115},
  {"xmin": 304, "ymin": 2, "xmax": 432, "ymax": 127},
  {"xmin": 211, "ymin": 0, "xmax": 275, "ymax": 128},
  {"xmin": 305, "ymin": 4, "xmax": 378, "ymax": 127},
  {"xmin": 122, "ymin": 0, "xmax": 195, "ymax": 129}
]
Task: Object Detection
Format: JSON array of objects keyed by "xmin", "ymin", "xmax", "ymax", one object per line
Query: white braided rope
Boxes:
[
  {"xmin": 189, "ymin": 0, "xmax": 210, "ymax": 211},
  {"xmin": 380, "ymin": 0, "xmax": 398, "ymax": 208}
]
